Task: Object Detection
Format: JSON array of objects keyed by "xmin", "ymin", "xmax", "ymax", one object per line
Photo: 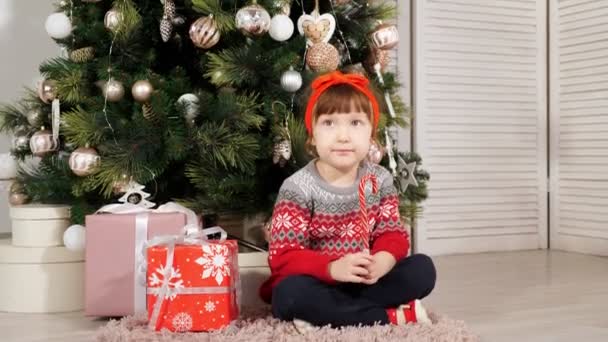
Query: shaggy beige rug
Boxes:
[{"xmin": 96, "ymin": 308, "xmax": 479, "ymax": 342}]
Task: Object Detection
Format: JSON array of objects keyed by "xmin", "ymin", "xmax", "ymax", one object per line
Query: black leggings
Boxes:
[{"xmin": 271, "ymin": 254, "xmax": 436, "ymax": 327}]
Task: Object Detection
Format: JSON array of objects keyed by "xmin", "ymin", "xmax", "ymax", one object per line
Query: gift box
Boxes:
[
  {"xmin": 85, "ymin": 210, "xmax": 188, "ymax": 317},
  {"xmin": 147, "ymin": 238, "xmax": 239, "ymax": 332},
  {"xmin": 10, "ymin": 204, "xmax": 71, "ymax": 247},
  {"xmin": 0, "ymin": 238, "xmax": 84, "ymax": 313}
]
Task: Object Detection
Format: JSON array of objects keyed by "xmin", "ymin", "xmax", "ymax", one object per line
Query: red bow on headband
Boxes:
[{"xmin": 305, "ymin": 71, "xmax": 380, "ymax": 135}]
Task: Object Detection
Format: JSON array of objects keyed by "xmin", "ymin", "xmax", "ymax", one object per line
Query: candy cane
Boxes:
[{"xmin": 358, "ymin": 174, "xmax": 378, "ymax": 252}]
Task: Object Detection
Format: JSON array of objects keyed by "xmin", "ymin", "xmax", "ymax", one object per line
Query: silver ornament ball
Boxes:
[
  {"xmin": 131, "ymin": 80, "xmax": 154, "ymax": 103},
  {"xmin": 280, "ymin": 67, "xmax": 302, "ymax": 93},
  {"xmin": 236, "ymin": 4, "xmax": 271, "ymax": 37},
  {"xmin": 176, "ymin": 93, "xmax": 200, "ymax": 122},
  {"xmin": 12, "ymin": 132, "xmax": 30, "ymax": 151}
]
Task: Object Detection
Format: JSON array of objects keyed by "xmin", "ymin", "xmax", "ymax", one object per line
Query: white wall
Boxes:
[{"xmin": 0, "ymin": 0, "xmax": 60, "ymax": 233}]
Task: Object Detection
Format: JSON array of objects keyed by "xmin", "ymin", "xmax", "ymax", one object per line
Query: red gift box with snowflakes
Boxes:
[{"xmin": 146, "ymin": 240, "xmax": 240, "ymax": 332}]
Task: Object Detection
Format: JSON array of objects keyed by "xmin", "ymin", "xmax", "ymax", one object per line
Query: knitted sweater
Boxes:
[{"xmin": 259, "ymin": 160, "xmax": 410, "ymax": 303}]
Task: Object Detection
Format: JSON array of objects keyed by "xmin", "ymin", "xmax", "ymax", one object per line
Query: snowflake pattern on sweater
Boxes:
[{"xmin": 260, "ymin": 160, "xmax": 410, "ymax": 303}]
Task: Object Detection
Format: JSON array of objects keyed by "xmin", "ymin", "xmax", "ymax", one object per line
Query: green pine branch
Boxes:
[
  {"xmin": 206, "ymin": 48, "xmax": 257, "ymax": 87},
  {"xmin": 18, "ymin": 155, "xmax": 76, "ymax": 204},
  {"xmin": 112, "ymin": 0, "xmax": 143, "ymax": 43},
  {"xmin": 61, "ymin": 106, "xmax": 107, "ymax": 146},
  {"xmin": 194, "ymin": 122, "xmax": 261, "ymax": 172},
  {"xmin": 39, "ymin": 57, "xmax": 87, "ymax": 104},
  {"xmin": 0, "ymin": 103, "xmax": 26, "ymax": 133}
]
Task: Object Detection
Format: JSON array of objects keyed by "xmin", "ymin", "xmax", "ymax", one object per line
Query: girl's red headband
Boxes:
[{"xmin": 304, "ymin": 71, "xmax": 380, "ymax": 135}]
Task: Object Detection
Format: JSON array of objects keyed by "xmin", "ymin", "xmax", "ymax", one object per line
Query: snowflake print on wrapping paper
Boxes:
[
  {"xmin": 148, "ymin": 264, "xmax": 184, "ymax": 300},
  {"xmin": 205, "ymin": 300, "xmax": 216, "ymax": 312},
  {"xmin": 195, "ymin": 244, "xmax": 231, "ymax": 285},
  {"xmin": 172, "ymin": 312, "xmax": 193, "ymax": 332}
]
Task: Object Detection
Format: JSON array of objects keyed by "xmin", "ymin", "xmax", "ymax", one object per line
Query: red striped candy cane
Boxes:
[{"xmin": 359, "ymin": 174, "xmax": 378, "ymax": 252}]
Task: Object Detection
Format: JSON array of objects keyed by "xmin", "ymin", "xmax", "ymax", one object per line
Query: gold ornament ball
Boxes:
[
  {"xmin": 131, "ymin": 80, "xmax": 154, "ymax": 103},
  {"xmin": 26, "ymin": 108, "xmax": 45, "ymax": 127},
  {"xmin": 306, "ymin": 42, "xmax": 340, "ymax": 73},
  {"xmin": 370, "ymin": 22, "xmax": 399, "ymax": 50},
  {"xmin": 104, "ymin": 9, "xmax": 123, "ymax": 32},
  {"xmin": 9, "ymin": 181, "xmax": 25, "ymax": 195},
  {"xmin": 189, "ymin": 16, "xmax": 220, "ymax": 49},
  {"xmin": 9, "ymin": 193, "xmax": 29, "ymax": 206},
  {"xmin": 236, "ymin": 3, "xmax": 271, "ymax": 37},
  {"xmin": 69, "ymin": 146, "xmax": 101, "ymax": 177},
  {"xmin": 37, "ymin": 79, "xmax": 57, "ymax": 104},
  {"xmin": 103, "ymin": 79, "xmax": 125, "ymax": 102},
  {"xmin": 29, "ymin": 129, "xmax": 58, "ymax": 157}
]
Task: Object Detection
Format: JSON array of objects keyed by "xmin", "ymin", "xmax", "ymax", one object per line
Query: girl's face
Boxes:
[{"xmin": 311, "ymin": 109, "xmax": 373, "ymax": 172}]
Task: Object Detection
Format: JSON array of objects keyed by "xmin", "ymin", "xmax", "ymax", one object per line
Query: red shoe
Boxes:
[{"xmin": 387, "ymin": 299, "xmax": 431, "ymax": 325}]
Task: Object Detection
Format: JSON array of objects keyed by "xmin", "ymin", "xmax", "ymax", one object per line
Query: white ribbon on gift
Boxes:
[
  {"xmin": 145, "ymin": 227, "xmax": 241, "ymax": 331},
  {"xmin": 95, "ymin": 201, "xmax": 202, "ymax": 314}
]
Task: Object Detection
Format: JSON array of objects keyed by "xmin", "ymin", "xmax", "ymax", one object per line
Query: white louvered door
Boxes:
[
  {"xmin": 549, "ymin": 0, "xmax": 608, "ymax": 256},
  {"xmin": 413, "ymin": 0, "xmax": 548, "ymax": 255}
]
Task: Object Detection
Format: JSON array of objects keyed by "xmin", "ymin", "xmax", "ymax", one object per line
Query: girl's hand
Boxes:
[
  {"xmin": 328, "ymin": 252, "xmax": 374, "ymax": 283},
  {"xmin": 361, "ymin": 251, "xmax": 396, "ymax": 285}
]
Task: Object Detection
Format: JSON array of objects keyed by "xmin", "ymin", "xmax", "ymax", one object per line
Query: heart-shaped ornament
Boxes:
[{"xmin": 297, "ymin": 13, "xmax": 336, "ymax": 46}]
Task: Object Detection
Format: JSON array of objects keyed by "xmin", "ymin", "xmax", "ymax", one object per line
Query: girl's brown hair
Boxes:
[{"xmin": 305, "ymin": 83, "xmax": 380, "ymax": 157}]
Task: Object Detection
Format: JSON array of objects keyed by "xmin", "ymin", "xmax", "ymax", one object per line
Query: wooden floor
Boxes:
[{"xmin": 1, "ymin": 250, "xmax": 607, "ymax": 341}]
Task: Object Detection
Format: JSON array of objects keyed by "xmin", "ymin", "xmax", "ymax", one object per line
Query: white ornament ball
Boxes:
[
  {"xmin": 269, "ymin": 14, "xmax": 294, "ymax": 42},
  {"xmin": 177, "ymin": 93, "xmax": 200, "ymax": 122},
  {"xmin": 63, "ymin": 224, "xmax": 86, "ymax": 251},
  {"xmin": 0, "ymin": 153, "xmax": 18, "ymax": 180},
  {"xmin": 45, "ymin": 12, "xmax": 72, "ymax": 39},
  {"xmin": 280, "ymin": 67, "xmax": 302, "ymax": 93}
]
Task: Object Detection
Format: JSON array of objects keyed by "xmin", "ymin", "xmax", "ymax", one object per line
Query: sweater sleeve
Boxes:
[
  {"xmin": 370, "ymin": 173, "xmax": 411, "ymax": 261},
  {"xmin": 267, "ymin": 180, "xmax": 336, "ymax": 284}
]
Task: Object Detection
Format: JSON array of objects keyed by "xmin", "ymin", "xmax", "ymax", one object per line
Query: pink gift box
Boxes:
[{"xmin": 85, "ymin": 212, "xmax": 187, "ymax": 316}]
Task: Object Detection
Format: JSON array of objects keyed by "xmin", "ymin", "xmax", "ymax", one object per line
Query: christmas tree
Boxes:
[{"xmin": 0, "ymin": 0, "xmax": 428, "ymax": 235}]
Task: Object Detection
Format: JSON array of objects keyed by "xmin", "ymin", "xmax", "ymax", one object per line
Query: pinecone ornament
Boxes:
[
  {"xmin": 160, "ymin": 0, "xmax": 176, "ymax": 42},
  {"xmin": 272, "ymin": 139, "xmax": 292, "ymax": 167},
  {"xmin": 142, "ymin": 103, "xmax": 158, "ymax": 122},
  {"xmin": 70, "ymin": 47, "xmax": 95, "ymax": 63}
]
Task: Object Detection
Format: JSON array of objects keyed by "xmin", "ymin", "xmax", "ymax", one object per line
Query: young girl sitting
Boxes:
[{"xmin": 259, "ymin": 71, "xmax": 436, "ymax": 332}]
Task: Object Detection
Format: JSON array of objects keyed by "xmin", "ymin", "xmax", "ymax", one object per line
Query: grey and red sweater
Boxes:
[{"xmin": 260, "ymin": 160, "xmax": 410, "ymax": 303}]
